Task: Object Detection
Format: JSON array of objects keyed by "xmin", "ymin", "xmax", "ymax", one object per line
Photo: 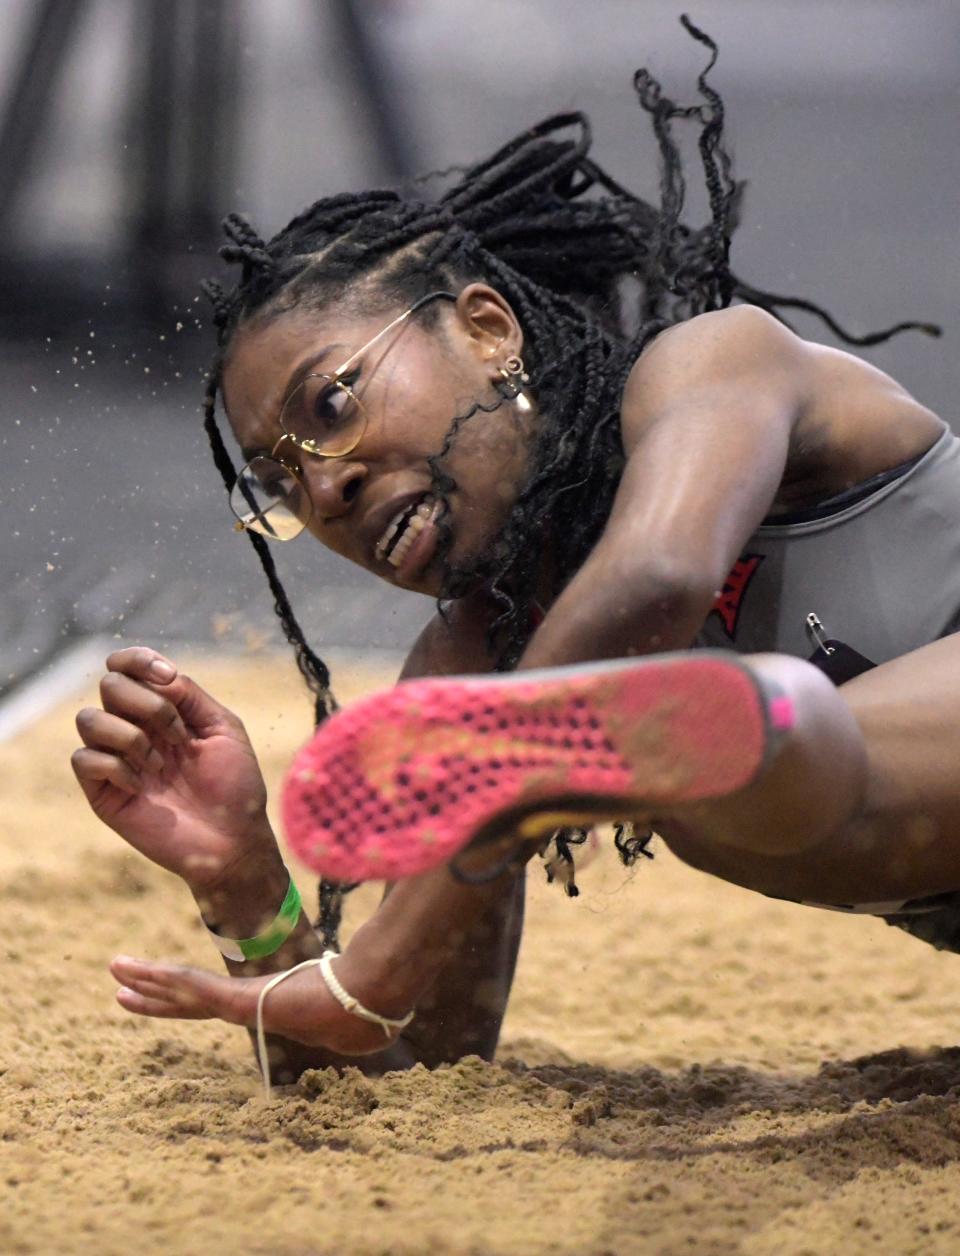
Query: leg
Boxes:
[
  {"xmin": 281, "ymin": 642, "xmax": 960, "ymax": 910},
  {"xmin": 663, "ymin": 635, "xmax": 960, "ymax": 907},
  {"xmin": 381, "ymin": 867, "xmax": 526, "ymax": 1067},
  {"xmin": 119, "ymin": 640, "xmax": 960, "ymax": 1052},
  {"xmin": 283, "ymin": 652, "xmax": 795, "ymax": 882}
]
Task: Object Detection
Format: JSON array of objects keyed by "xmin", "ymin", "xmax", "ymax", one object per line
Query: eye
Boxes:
[
  {"xmin": 311, "ymin": 370, "xmax": 360, "ymax": 432},
  {"xmin": 281, "ymin": 370, "xmax": 363, "ymax": 445},
  {"xmin": 248, "ymin": 458, "xmax": 297, "ymax": 498},
  {"xmin": 262, "ymin": 469, "xmax": 294, "ymax": 496}
]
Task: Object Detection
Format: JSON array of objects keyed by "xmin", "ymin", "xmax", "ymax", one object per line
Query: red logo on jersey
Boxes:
[{"xmin": 710, "ymin": 554, "xmax": 763, "ymax": 639}]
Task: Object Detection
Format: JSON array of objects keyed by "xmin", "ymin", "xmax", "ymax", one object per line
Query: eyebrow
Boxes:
[{"xmin": 239, "ymin": 343, "xmax": 340, "ymax": 461}]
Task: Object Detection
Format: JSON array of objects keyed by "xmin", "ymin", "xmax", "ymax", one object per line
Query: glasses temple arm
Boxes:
[{"xmin": 329, "ymin": 290, "xmax": 457, "ymax": 377}]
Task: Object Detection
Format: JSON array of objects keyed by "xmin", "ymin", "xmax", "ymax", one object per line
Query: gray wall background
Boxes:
[{"xmin": 2, "ymin": 0, "xmax": 958, "ymax": 701}]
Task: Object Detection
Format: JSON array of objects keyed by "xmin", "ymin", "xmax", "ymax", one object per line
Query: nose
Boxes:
[{"xmin": 300, "ymin": 457, "xmax": 368, "ymax": 520}]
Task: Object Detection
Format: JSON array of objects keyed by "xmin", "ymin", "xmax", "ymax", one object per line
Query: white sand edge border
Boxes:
[
  {"xmin": 0, "ymin": 640, "xmax": 408, "ymax": 744},
  {"xmin": 0, "ymin": 635, "xmax": 114, "ymax": 744}
]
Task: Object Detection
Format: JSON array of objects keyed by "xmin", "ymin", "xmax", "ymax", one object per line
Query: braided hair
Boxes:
[{"xmin": 200, "ymin": 16, "xmax": 939, "ymax": 938}]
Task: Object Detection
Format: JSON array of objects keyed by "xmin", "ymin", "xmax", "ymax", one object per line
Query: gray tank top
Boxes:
[{"xmin": 697, "ymin": 427, "xmax": 960, "ymax": 663}]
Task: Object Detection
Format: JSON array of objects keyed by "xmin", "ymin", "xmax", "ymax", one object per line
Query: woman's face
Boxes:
[{"xmin": 221, "ymin": 283, "xmax": 533, "ymax": 596}]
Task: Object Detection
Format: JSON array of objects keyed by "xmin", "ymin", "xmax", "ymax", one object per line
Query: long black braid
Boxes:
[{"xmin": 199, "ymin": 16, "xmax": 939, "ymax": 939}]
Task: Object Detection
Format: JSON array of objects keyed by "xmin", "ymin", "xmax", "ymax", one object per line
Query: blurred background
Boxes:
[{"xmin": 2, "ymin": 0, "xmax": 958, "ymax": 729}]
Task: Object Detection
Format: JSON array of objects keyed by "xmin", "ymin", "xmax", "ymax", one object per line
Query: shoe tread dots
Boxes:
[{"xmin": 281, "ymin": 654, "xmax": 782, "ymax": 882}]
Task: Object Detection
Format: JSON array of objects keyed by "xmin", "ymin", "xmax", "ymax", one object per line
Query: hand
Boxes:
[
  {"xmin": 72, "ymin": 647, "xmax": 277, "ymax": 889},
  {"xmin": 109, "ymin": 953, "xmax": 397, "ymax": 1057}
]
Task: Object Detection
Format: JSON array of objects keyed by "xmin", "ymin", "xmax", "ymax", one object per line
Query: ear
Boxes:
[{"xmin": 453, "ymin": 283, "xmax": 524, "ymax": 371}]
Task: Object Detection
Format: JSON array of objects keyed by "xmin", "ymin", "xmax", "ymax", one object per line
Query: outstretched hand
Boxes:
[
  {"xmin": 109, "ymin": 954, "xmax": 394, "ymax": 1057},
  {"xmin": 72, "ymin": 647, "xmax": 275, "ymax": 888}
]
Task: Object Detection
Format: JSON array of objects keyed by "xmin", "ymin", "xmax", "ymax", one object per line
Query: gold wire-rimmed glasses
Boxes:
[{"xmin": 230, "ymin": 290, "xmax": 457, "ymax": 540}]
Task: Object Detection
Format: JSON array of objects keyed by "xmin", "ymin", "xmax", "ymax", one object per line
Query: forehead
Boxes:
[{"xmin": 220, "ymin": 310, "xmax": 343, "ymax": 446}]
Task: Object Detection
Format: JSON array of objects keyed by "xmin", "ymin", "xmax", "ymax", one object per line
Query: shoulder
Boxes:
[
  {"xmin": 620, "ymin": 306, "xmax": 814, "ymax": 451},
  {"xmin": 625, "ymin": 306, "xmax": 812, "ymax": 411},
  {"xmin": 638, "ymin": 304, "xmax": 804, "ymax": 365}
]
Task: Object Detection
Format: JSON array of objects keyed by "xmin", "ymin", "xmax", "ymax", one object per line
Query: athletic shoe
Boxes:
[{"xmin": 281, "ymin": 652, "xmax": 794, "ymax": 883}]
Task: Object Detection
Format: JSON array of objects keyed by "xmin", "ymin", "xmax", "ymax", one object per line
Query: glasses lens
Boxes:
[
  {"xmin": 230, "ymin": 457, "xmax": 310, "ymax": 541},
  {"xmin": 280, "ymin": 374, "xmax": 366, "ymax": 457}
]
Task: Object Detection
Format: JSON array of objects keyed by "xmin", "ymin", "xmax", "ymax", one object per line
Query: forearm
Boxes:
[
  {"xmin": 336, "ymin": 862, "xmax": 527, "ymax": 1066},
  {"xmin": 519, "ymin": 546, "xmax": 713, "ymax": 669},
  {"xmin": 407, "ymin": 868, "xmax": 525, "ymax": 1065}
]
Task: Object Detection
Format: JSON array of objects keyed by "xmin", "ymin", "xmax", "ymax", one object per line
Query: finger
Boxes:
[
  {"xmin": 99, "ymin": 672, "xmax": 188, "ymax": 745},
  {"xmin": 116, "ymin": 987, "xmax": 208, "ymax": 1020},
  {"xmin": 111, "ymin": 955, "xmax": 184, "ymax": 988},
  {"xmin": 107, "ymin": 657, "xmax": 242, "ymax": 742},
  {"xmin": 170, "ymin": 673, "xmax": 246, "ymax": 740},
  {"xmin": 116, "ymin": 972, "xmax": 214, "ymax": 1015},
  {"xmin": 117, "ymin": 974, "xmax": 191, "ymax": 1003},
  {"xmin": 111, "ymin": 956, "xmax": 251, "ymax": 1024},
  {"xmin": 110, "ymin": 964, "xmax": 205, "ymax": 1007},
  {"xmin": 75, "ymin": 708, "xmax": 165, "ymax": 773},
  {"xmin": 106, "ymin": 647, "xmax": 178, "ymax": 686},
  {"xmin": 71, "ymin": 747, "xmax": 142, "ymax": 796}
]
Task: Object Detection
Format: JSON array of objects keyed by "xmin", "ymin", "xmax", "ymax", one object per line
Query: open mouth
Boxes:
[{"xmin": 375, "ymin": 494, "xmax": 441, "ymax": 568}]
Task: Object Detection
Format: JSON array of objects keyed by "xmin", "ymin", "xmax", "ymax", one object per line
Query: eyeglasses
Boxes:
[{"xmin": 230, "ymin": 290, "xmax": 456, "ymax": 541}]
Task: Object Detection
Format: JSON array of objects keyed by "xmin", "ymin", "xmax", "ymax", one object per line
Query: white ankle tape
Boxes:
[{"xmin": 254, "ymin": 953, "xmax": 415, "ymax": 1101}]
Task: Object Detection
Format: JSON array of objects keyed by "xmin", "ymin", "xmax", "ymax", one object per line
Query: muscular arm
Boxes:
[{"xmin": 519, "ymin": 306, "xmax": 815, "ymax": 669}]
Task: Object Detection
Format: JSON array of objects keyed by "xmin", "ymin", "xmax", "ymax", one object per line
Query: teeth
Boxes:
[
  {"xmin": 387, "ymin": 514, "xmax": 426, "ymax": 567},
  {"xmin": 376, "ymin": 495, "xmax": 438, "ymax": 564},
  {"xmin": 375, "ymin": 508, "xmax": 407, "ymax": 560}
]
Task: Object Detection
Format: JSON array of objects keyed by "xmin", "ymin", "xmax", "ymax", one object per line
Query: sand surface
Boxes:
[{"xmin": 4, "ymin": 652, "xmax": 960, "ymax": 1255}]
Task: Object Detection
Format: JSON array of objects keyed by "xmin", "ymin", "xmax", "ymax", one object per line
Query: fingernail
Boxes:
[
  {"xmin": 147, "ymin": 749, "xmax": 165, "ymax": 773},
  {"xmin": 149, "ymin": 659, "xmax": 176, "ymax": 683}
]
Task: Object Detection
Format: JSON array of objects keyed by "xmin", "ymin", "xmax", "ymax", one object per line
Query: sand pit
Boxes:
[{"xmin": 4, "ymin": 651, "xmax": 960, "ymax": 1254}]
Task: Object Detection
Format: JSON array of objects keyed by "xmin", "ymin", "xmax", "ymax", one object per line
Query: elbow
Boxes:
[
  {"xmin": 647, "ymin": 557, "xmax": 718, "ymax": 611},
  {"xmin": 605, "ymin": 555, "xmax": 718, "ymax": 650}
]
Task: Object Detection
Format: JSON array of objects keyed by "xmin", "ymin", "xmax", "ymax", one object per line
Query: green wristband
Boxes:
[{"xmin": 204, "ymin": 877, "xmax": 302, "ymax": 963}]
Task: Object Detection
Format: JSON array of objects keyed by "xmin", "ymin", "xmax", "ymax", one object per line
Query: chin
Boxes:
[{"xmin": 391, "ymin": 567, "xmax": 444, "ymax": 597}]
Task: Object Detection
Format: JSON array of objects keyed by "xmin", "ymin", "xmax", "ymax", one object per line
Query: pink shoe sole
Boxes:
[{"xmin": 281, "ymin": 652, "xmax": 794, "ymax": 883}]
